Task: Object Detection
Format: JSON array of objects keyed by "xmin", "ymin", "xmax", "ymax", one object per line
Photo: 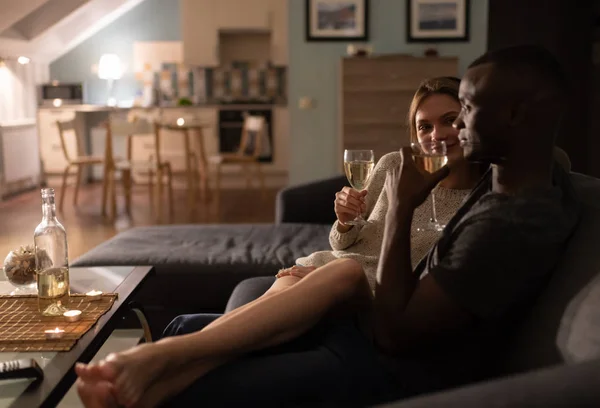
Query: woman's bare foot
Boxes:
[
  {"xmin": 76, "ymin": 377, "xmax": 118, "ymax": 408},
  {"xmin": 76, "ymin": 341, "xmax": 178, "ymax": 407}
]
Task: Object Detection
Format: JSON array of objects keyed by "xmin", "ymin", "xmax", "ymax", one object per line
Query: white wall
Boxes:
[{"xmin": 0, "ymin": 60, "xmax": 48, "ymax": 122}]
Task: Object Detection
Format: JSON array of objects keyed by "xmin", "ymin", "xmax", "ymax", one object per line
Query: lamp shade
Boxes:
[{"xmin": 98, "ymin": 54, "xmax": 122, "ymax": 80}]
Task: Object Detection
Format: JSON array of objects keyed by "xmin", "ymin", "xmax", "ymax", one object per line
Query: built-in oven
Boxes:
[
  {"xmin": 218, "ymin": 106, "xmax": 273, "ymax": 162},
  {"xmin": 38, "ymin": 82, "xmax": 84, "ymax": 107}
]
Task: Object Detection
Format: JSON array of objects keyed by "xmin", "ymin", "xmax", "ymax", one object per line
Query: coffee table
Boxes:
[{"xmin": 0, "ymin": 265, "xmax": 154, "ymax": 408}]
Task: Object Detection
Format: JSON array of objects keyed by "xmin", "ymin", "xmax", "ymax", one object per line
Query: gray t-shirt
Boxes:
[{"xmin": 390, "ymin": 165, "xmax": 581, "ymax": 393}]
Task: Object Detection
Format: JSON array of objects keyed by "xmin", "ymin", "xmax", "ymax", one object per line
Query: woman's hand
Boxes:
[
  {"xmin": 276, "ymin": 265, "xmax": 317, "ymax": 279},
  {"xmin": 335, "ymin": 187, "xmax": 367, "ymax": 227},
  {"xmin": 386, "ymin": 147, "xmax": 449, "ymax": 212}
]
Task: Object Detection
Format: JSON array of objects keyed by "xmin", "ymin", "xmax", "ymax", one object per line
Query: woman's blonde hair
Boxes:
[{"xmin": 407, "ymin": 76, "xmax": 461, "ymax": 142}]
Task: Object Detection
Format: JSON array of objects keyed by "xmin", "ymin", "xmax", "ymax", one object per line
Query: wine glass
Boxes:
[
  {"xmin": 343, "ymin": 149, "xmax": 375, "ymax": 226},
  {"xmin": 411, "ymin": 140, "xmax": 448, "ymax": 232}
]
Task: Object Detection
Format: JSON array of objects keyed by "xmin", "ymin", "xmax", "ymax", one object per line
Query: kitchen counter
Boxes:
[{"xmin": 38, "ymin": 103, "xmax": 287, "ymax": 112}]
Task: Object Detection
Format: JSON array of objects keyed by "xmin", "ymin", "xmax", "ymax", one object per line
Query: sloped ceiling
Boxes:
[{"xmin": 0, "ymin": 0, "xmax": 147, "ymax": 63}]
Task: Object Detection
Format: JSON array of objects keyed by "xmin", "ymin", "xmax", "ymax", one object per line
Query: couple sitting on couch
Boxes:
[{"xmin": 76, "ymin": 45, "xmax": 581, "ymax": 408}]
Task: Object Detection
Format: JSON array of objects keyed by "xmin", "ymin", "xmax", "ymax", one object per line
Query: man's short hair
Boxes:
[{"xmin": 469, "ymin": 45, "xmax": 569, "ymax": 96}]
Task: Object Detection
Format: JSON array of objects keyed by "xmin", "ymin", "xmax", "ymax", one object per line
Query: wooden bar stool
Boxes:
[
  {"xmin": 102, "ymin": 117, "xmax": 174, "ymax": 222},
  {"xmin": 209, "ymin": 114, "xmax": 267, "ymax": 210},
  {"xmin": 55, "ymin": 119, "xmax": 105, "ymax": 212}
]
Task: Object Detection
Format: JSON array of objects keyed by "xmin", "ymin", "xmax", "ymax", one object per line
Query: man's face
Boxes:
[{"xmin": 454, "ymin": 64, "xmax": 512, "ymax": 163}]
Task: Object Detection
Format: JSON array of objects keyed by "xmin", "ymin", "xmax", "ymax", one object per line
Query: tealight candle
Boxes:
[
  {"xmin": 86, "ymin": 290, "xmax": 103, "ymax": 301},
  {"xmin": 44, "ymin": 327, "xmax": 65, "ymax": 340},
  {"xmin": 63, "ymin": 310, "xmax": 82, "ymax": 322}
]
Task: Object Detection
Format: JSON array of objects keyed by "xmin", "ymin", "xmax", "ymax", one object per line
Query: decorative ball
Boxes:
[{"xmin": 3, "ymin": 245, "xmax": 37, "ymax": 288}]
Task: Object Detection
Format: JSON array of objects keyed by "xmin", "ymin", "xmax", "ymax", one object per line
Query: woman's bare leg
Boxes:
[
  {"xmin": 199, "ymin": 270, "xmax": 307, "ymax": 333},
  {"xmin": 77, "ymin": 258, "xmax": 371, "ymax": 407}
]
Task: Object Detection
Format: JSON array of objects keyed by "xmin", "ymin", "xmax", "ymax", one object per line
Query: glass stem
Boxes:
[{"xmin": 430, "ymin": 192, "xmax": 438, "ymax": 224}]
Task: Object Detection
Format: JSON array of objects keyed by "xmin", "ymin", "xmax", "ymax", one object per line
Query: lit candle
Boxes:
[
  {"xmin": 44, "ymin": 328, "xmax": 65, "ymax": 340},
  {"xmin": 63, "ymin": 310, "xmax": 82, "ymax": 322},
  {"xmin": 86, "ymin": 290, "xmax": 103, "ymax": 301}
]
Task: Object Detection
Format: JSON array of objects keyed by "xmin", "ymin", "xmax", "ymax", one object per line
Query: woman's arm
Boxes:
[{"xmin": 330, "ymin": 152, "xmax": 401, "ymax": 250}]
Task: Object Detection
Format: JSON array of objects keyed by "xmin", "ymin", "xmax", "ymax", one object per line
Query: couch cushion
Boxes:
[
  {"xmin": 502, "ymin": 173, "xmax": 600, "ymax": 373},
  {"xmin": 72, "ymin": 224, "xmax": 331, "ymax": 313}
]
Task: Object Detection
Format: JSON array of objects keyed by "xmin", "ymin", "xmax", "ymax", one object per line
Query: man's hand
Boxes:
[{"xmin": 385, "ymin": 147, "xmax": 450, "ymax": 212}]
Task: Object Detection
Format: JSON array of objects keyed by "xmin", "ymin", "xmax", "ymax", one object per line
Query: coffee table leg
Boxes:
[{"xmin": 128, "ymin": 302, "xmax": 153, "ymax": 343}]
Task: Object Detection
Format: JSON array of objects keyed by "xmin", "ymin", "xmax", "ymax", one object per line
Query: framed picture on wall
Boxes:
[
  {"xmin": 305, "ymin": 0, "xmax": 369, "ymax": 42},
  {"xmin": 407, "ymin": 0, "xmax": 470, "ymax": 42}
]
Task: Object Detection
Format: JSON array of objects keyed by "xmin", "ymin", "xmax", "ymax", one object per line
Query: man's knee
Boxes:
[{"xmin": 162, "ymin": 314, "xmax": 221, "ymax": 338}]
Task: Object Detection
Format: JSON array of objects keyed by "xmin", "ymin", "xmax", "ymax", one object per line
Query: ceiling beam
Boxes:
[
  {"xmin": 0, "ymin": 0, "xmax": 50, "ymax": 34},
  {"xmin": 0, "ymin": 0, "xmax": 147, "ymax": 63}
]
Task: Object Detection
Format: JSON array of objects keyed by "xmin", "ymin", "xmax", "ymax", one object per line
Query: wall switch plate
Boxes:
[{"xmin": 298, "ymin": 97, "xmax": 314, "ymax": 110}]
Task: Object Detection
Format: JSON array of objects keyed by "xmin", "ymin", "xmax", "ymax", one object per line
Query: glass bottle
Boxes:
[{"xmin": 34, "ymin": 188, "xmax": 70, "ymax": 316}]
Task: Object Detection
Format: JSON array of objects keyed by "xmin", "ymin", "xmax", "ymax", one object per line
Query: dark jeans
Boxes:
[{"xmin": 161, "ymin": 313, "xmax": 404, "ymax": 407}]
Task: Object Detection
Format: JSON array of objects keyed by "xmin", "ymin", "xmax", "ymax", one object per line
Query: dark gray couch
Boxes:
[
  {"xmin": 74, "ymin": 172, "xmax": 600, "ymax": 406},
  {"xmin": 72, "ymin": 175, "xmax": 348, "ymax": 336}
]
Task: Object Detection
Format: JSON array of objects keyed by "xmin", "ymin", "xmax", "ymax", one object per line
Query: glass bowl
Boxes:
[{"xmin": 3, "ymin": 246, "xmax": 37, "ymax": 294}]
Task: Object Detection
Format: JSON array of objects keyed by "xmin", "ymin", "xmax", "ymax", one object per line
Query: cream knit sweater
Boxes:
[{"xmin": 296, "ymin": 152, "xmax": 471, "ymax": 291}]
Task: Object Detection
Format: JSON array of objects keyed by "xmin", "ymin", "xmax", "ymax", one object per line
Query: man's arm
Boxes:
[
  {"xmin": 371, "ymin": 148, "xmax": 472, "ymax": 355},
  {"xmin": 372, "ymin": 205, "xmax": 472, "ymax": 355},
  {"xmin": 371, "ymin": 204, "xmax": 417, "ymax": 352}
]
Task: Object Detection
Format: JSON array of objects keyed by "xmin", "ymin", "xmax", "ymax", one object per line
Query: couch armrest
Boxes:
[
  {"xmin": 275, "ymin": 175, "xmax": 347, "ymax": 224},
  {"xmin": 382, "ymin": 359, "xmax": 600, "ymax": 408}
]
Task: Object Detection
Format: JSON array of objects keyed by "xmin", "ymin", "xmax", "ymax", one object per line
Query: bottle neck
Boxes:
[{"xmin": 42, "ymin": 201, "xmax": 57, "ymax": 221}]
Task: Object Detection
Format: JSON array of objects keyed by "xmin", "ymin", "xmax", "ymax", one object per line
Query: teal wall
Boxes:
[
  {"xmin": 49, "ymin": 0, "xmax": 181, "ymax": 105},
  {"xmin": 288, "ymin": 0, "xmax": 488, "ymax": 184}
]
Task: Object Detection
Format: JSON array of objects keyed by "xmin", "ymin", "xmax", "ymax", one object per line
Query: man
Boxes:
[
  {"xmin": 371, "ymin": 44, "xmax": 580, "ymax": 393},
  {"xmin": 76, "ymin": 45, "xmax": 580, "ymax": 407}
]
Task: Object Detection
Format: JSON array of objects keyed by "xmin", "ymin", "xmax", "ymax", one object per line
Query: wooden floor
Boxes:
[{"xmin": 0, "ymin": 182, "xmax": 278, "ymax": 262}]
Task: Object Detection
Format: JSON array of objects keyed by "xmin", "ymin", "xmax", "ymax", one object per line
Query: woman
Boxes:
[
  {"xmin": 75, "ymin": 77, "xmax": 486, "ymax": 408},
  {"xmin": 252, "ymin": 75, "xmax": 483, "ymax": 295}
]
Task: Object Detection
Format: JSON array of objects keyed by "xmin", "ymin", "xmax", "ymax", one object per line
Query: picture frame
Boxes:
[
  {"xmin": 305, "ymin": 0, "xmax": 369, "ymax": 42},
  {"xmin": 407, "ymin": 0, "xmax": 470, "ymax": 42}
]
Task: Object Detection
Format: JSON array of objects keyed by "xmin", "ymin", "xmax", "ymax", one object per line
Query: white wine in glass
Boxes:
[
  {"xmin": 411, "ymin": 141, "xmax": 448, "ymax": 232},
  {"xmin": 343, "ymin": 149, "xmax": 374, "ymax": 226}
]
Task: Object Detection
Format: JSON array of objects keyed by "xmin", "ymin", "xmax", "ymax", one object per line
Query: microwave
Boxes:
[{"xmin": 38, "ymin": 82, "xmax": 84, "ymax": 106}]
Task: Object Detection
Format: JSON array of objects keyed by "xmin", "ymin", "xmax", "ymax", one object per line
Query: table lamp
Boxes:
[{"xmin": 98, "ymin": 54, "xmax": 122, "ymax": 106}]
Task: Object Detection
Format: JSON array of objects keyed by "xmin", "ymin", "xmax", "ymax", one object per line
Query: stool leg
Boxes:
[
  {"xmin": 73, "ymin": 165, "xmax": 83, "ymax": 206},
  {"xmin": 123, "ymin": 169, "xmax": 132, "ymax": 215},
  {"xmin": 59, "ymin": 165, "xmax": 71, "ymax": 212}
]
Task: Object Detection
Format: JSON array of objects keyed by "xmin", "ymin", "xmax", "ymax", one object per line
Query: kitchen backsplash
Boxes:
[{"xmin": 137, "ymin": 62, "xmax": 287, "ymax": 106}]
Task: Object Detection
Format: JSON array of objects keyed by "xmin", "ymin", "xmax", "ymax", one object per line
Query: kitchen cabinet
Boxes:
[
  {"xmin": 0, "ymin": 120, "xmax": 41, "ymax": 199},
  {"xmin": 182, "ymin": 0, "xmax": 218, "ymax": 66},
  {"xmin": 181, "ymin": 0, "xmax": 287, "ymax": 66},
  {"xmin": 37, "ymin": 109, "xmax": 79, "ymax": 176},
  {"xmin": 270, "ymin": 0, "xmax": 288, "ymax": 65},
  {"xmin": 216, "ymin": 0, "xmax": 271, "ymax": 30}
]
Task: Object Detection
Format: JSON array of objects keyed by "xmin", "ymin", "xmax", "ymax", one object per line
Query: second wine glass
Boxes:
[
  {"xmin": 343, "ymin": 149, "xmax": 374, "ymax": 226},
  {"xmin": 411, "ymin": 140, "xmax": 448, "ymax": 232}
]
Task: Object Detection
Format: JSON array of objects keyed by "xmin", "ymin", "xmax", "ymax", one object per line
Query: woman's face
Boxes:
[{"xmin": 415, "ymin": 93, "xmax": 462, "ymax": 163}]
